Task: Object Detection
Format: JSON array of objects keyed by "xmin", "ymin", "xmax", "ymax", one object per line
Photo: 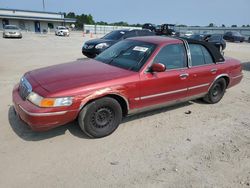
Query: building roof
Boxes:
[{"xmin": 0, "ymin": 8, "xmax": 76, "ymax": 23}]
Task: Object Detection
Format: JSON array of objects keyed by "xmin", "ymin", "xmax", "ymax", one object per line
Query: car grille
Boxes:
[
  {"xmin": 9, "ymin": 32, "xmax": 16, "ymax": 34},
  {"xmin": 19, "ymin": 77, "xmax": 32, "ymax": 100},
  {"xmin": 83, "ymin": 44, "xmax": 94, "ymax": 49}
]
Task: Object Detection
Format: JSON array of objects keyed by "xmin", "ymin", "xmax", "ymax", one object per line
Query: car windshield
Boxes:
[
  {"xmin": 58, "ymin": 26, "xmax": 67, "ymax": 29},
  {"xmin": 4, "ymin": 25, "xmax": 19, "ymax": 30},
  {"xmin": 102, "ymin": 30, "xmax": 128, "ymax": 40},
  {"xmin": 232, "ymin": 32, "xmax": 242, "ymax": 37},
  {"xmin": 95, "ymin": 40, "xmax": 156, "ymax": 72}
]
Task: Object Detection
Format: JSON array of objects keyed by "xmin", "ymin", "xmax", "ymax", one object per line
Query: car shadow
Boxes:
[
  {"xmin": 122, "ymin": 101, "xmax": 193, "ymax": 124},
  {"xmin": 9, "ymin": 101, "xmax": 194, "ymax": 141},
  {"xmin": 242, "ymin": 62, "xmax": 250, "ymax": 71},
  {"xmin": 8, "ymin": 106, "xmax": 90, "ymax": 141},
  {"xmin": 76, "ymin": 57, "xmax": 89, "ymax": 61}
]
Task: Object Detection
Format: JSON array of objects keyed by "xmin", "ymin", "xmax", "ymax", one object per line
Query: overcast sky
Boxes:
[{"xmin": 1, "ymin": 0, "xmax": 250, "ymax": 26}]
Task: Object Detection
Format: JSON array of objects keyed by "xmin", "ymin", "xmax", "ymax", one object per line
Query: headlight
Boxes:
[
  {"xmin": 27, "ymin": 92, "xmax": 73, "ymax": 107},
  {"xmin": 95, "ymin": 43, "xmax": 109, "ymax": 49}
]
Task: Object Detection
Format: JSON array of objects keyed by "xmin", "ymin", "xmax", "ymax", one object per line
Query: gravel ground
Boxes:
[{"xmin": 0, "ymin": 32, "xmax": 249, "ymax": 188}]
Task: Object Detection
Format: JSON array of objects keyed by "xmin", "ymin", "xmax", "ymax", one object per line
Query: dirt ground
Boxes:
[{"xmin": 0, "ymin": 32, "xmax": 249, "ymax": 188}]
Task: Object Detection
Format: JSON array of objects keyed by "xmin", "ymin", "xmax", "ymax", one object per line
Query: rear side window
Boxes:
[
  {"xmin": 189, "ymin": 44, "xmax": 214, "ymax": 66},
  {"xmin": 153, "ymin": 44, "xmax": 187, "ymax": 70}
]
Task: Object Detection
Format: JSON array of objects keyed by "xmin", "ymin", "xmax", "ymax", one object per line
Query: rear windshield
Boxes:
[{"xmin": 4, "ymin": 25, "xmax": 19, "ymax": 30}]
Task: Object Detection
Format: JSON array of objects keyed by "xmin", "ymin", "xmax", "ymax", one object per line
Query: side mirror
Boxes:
[{"xmin": 150, "ymin": 63, "xmax": 166, "ymax": 72}]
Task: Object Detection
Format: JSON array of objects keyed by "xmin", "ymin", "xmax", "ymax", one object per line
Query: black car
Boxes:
[
  {"xmin": 142, "ymin": 23, "xmax": 156, "ymax": 32},
  {"xmin": 187, "ymin": 34, "xmax": 226, "ymax": 53},
  {"xmin": 82, "ymin": 29, "xmax": 155, "ymax": 58},
  {"xmin": 189, "ymin": 34, "xmax": 204, "ymax": 41},
  {"xmin": 223, "ymin": 31, "xmax": 245, "ymax": 42},
  {"xmin": 204, "ymin": 34, "xmax": 226, "ymax": 52},
  {"xmin": 248, "ymin": 37, "xmax": 250, "ymax": 43},
  {"xmin": 156, "ymin": 24, "xmax": 176, "ymax": 36}
]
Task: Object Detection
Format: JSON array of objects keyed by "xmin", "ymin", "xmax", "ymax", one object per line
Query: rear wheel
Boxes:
[
  {"xmin": 78, "ymin": 97, "xmax": 122, "ymax": 138},
  {"xmin": 203, "ymin": 78, "xmax": 227, "ymax": 104}
]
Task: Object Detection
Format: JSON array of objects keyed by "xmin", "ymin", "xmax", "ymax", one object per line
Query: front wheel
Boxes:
[
  {"xmin": 78, "ymin": 97, "xmax": 122, "ymax": 138},
  {"xmin": 203, "ymin": 78, "xmax": 227, "ymax": 104}
]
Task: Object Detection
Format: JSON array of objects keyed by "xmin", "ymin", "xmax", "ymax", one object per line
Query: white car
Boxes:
[
  {"xmin": 55, "ymin": 26, "xmax": 69, "ymax": 36},
  {"xmin": 3, "ymin": 25, "xmax": 22, "ymax": 38},
  {"xmin": 184, "ymin": 31, "xmax": 193, "ymax": 38}
]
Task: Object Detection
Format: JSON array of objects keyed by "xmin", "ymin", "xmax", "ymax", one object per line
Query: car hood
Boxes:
[
  {"xmin": 85, "ymin": 38, "xmax": 116, "ymax": 45},
  {"xmin": 4, "ymin": 29, "xmax": 20, "ymax": 32},
  {"xmin": 27, "ymin": 59, "xmax": 135, "ymax": 95}
]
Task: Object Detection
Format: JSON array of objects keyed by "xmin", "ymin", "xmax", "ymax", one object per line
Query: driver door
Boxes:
[{"xmin": 138, "ymin": 43, "xmax": 189, "ymax": 109}]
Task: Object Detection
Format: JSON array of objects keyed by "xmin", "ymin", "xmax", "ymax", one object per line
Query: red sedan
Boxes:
[{"xmin": 12, "ymin": 36, "xmax": 243, "ymax": 138}]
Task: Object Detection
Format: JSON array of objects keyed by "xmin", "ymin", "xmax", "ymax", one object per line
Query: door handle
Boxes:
[
  {"xmin": 179, "ymin": 73, "xmax": 189, "ymax": 79},
  {"xmin": 210, "ymin": 68, "xmax": 217, "ymax": 73}
]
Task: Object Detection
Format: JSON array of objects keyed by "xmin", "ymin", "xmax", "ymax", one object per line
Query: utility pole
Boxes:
[{"xmin": 42, "ymin": 0, "xmax": 45, "ymax": 11}]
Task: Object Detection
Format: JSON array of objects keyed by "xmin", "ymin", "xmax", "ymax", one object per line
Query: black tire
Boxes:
[
  {"xmin": 78, "ymin": 97, "xmax": 122, "ymax": 138},
  {"xmin": 203, "ymin": 78, "xmax": 227, "ymax": 104}
]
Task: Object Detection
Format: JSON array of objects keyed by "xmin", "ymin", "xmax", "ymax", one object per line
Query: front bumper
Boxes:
[
  {"xmin": 82, "ymin": 47, "xmax": 103, "ymax": 57},
  {"xmin": 12, "ymin": 85, "xmax": 79, "ymax": 131},
  {"xmin": 4, "ymin": 33, "xmax": 22, "ymax": 38}
]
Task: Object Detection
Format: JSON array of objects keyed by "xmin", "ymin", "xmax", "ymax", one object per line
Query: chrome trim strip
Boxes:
[
  {"xmin": 232, "ymin": 74, "xmax": 243, "ymax": 79},
  {"xmin": 128, "ymin": 93, "xmax": 207, "ymax": 115},
  {"xmin": 188, "ymin": 83, "xmax": 210, "ymax": 90},
  {"xmin": 19, "ymin": 105, "xmax": 68, "ymax": 117},
  {"xmin": 136, "ymin": 83, "xmax": 210, "ymax": 101},
  {"xmin": 140, "ymin": 88, "xmax": 188, "ymax": 100},
  {"xmin": 208, "ymin": 74, "xmax": 230, "ymax": 91},
  {"xmin": 78, "ymin": 93, "xmax": 130, "ymax": 111}
]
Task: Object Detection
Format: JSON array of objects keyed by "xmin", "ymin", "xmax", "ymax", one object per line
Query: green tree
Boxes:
[
  {"xmin": 208, "ymin": 23, "xmax": 215, "ymax": 27},
  {"xmin": 231, "ymin": 25, "xmax": 237, "ymax": 27}
]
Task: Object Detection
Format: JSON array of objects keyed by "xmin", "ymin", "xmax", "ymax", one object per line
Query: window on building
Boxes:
[{"xmin": 48, "ymin": 23, "xmax": 54, "ymax": 29}]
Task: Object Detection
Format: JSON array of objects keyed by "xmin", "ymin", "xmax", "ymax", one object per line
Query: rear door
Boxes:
[
  {"xmin": 138, "ymin": 43, "xmax": 189, "ymax": 108},
  {"xmin": 186, "ymin": 44, "xmax": 219, "ymax": 97}
]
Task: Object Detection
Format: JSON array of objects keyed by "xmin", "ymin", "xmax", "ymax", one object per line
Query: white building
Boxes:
[{"xmin": 0, "ymin": 8, "xmax": 76, "ymax": 32}]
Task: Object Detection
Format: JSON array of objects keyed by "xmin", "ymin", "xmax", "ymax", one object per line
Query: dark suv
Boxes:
[
  {"xmin": 142, "ymin": 23, "xmax": 156, "ymax": 32},
  {"xmin": 82, "ymin": 29, "xmax": 155, "ymax": 58}
]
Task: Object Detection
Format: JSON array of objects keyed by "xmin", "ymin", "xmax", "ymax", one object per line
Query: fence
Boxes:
[{"xmin": 83, "ymin": 24, "xmax": 250, "ymax": 38}]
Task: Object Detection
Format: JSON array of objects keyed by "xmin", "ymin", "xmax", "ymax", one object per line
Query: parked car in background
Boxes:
[
  {"xmin": 82, "ymin": 29, "xmax": 155, "ymax": 58},
  {"xmin": 142, "ymin": 23, "xmax": 156, "ymax": 32},
  {"xmin": 184, "ymin": 31, "xmax": 194, "ymax": 38},
  {"xmin": 13, "ymin": 36, "xmax": 243, "ymax": 138},
  {"xmin": 248, "ymin": 37, "xmax": 250, "ymax": 43},
  {"xmin": 204, "ymin": 34, "xmax": 226, "ymax": 52},
  {"xmin": 223, "ymin": 31, "xmax": 244, "ymax": 42},
  {"xmin": 55, "ymin": 26, "xmax": 70, "ymax": 36},
  {"xmin": 188, "ymin": 34, "xmax": 226, "ymax": 53},
  {"xmin": 156, "ymin": 24, "xmax": 176, "ymax": 36},
  {"xmin": 3, "ymin": 25, "xmax": 22, "ymax": 38}
]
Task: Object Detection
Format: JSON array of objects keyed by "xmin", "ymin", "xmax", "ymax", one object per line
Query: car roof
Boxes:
[{"xmin": 128, "ymin": 36, "xmax": 181, "ymax": 45}]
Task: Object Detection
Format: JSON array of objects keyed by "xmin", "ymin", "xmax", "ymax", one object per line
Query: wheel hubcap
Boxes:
[
  {"xmin": 212, "ymin": 84, "xmax": 221, "ymax": 97},
  {"xmin": 92, "ymin": 107, "xmax": 113, "ymax": 128}
]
